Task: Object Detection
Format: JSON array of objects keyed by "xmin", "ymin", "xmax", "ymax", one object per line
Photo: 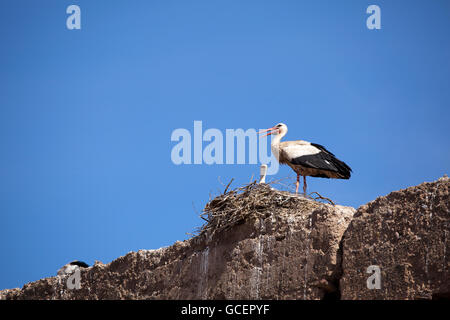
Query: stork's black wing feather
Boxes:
[
  {"xmin": 310, "ymin": 143, "xmax": 336, "ymax": 156},
  {"xmin": 290, "ymin": 143, "xmax": 352, "ymax": 179},
  {"xmin": 69, "ymin": 261, "xmax": 89, "ymax": 268}
]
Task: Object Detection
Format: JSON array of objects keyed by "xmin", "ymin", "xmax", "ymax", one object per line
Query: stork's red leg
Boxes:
[
  {"xmin": 295, "ymin": 174, "xmax": 300, "ymax": 193},
  {"xmin": 303, "ymin": 176, "xmax": 307, "ymax": 194}
]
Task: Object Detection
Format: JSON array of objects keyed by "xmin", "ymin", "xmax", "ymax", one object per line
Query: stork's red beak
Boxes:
[{"xmin": 258, "ymin": 127, "xmax": 278, "ymax": 138}]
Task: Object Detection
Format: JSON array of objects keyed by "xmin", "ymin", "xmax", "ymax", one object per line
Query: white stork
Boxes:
[{"xmin": 258, "ymin": 123, "xmax": 352, "ymax": 194}]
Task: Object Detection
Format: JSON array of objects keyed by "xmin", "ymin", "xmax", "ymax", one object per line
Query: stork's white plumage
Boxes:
[
  {"xmin": 57, "ymin": 260, "xmax": 89, "ymax": 276},
  {"xmin": 259, "ymin": 123, "xmax": 352, "ymax": 194}
]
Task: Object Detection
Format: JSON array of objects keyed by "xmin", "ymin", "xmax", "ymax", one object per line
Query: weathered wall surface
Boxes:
[
  {"xmin": 0, "ymin": 189, "xmax": 354, "ymax": 300},
  {"xmin": 1, "ymin": 177, "xmax": 448, "ymax": 300},
  {"xmin": 340, "ymin": 176, "xmax": 449, "ymax": 299}
]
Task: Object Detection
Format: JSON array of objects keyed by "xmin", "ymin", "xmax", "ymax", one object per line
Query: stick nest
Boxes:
[{"xmin": 195, "ymin": 180, "xmax": 323, "ymax": 239}]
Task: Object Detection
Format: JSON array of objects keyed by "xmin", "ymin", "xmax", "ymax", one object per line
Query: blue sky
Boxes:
[{"xmin": 1, "ymin": 0, "xmax": 449, "ymax": 290}]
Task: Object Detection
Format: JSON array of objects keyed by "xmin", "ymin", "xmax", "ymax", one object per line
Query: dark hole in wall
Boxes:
[
  {"xmin": 321, "ymin": 240, "xmax": 343, "ymax": 301},
  {"xmin": 321, "ymin": 285, "xmax": 341, "ymax": 301}
]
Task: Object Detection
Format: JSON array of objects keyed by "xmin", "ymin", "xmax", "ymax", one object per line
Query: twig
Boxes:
[
  {"xmin": 309, "ymin": 191, "xmax": 335, "ymax": 206},
  {"xmin": 223, "ymin": 178, "xmax": 234, "ymax": 194}
]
